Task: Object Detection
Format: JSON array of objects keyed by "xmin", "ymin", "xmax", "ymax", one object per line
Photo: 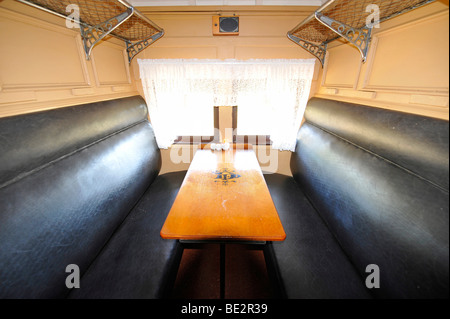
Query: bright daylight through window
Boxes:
[{"xmin": 138, "ymin": 59, "xmax": 315, "ymax": 151}]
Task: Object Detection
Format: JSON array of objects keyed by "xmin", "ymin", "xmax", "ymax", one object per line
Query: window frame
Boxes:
[{"xmin": 173, "ymin": 106, "xmax": 271, "ymax": 145}]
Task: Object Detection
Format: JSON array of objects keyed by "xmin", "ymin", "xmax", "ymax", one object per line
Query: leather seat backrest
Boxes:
[
  {"xmin": 291, "ymin": 98, "xmax": 449, "ymax": 298},
  {"xmin": 0, "ymin": 96, "xmax": 161, "ymax": 298}
]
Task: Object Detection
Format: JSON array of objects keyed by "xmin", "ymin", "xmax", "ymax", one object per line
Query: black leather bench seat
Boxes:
[
  {"xmin": 0, "ymin": 97, "xmax": 186, "ymax": 299},
  {"xmin": 263, "ymin": 98, "xmax": 448, "ymax": 299},
  {"xmin": 264, "ymin": 174, "xmax": 372, "ymax": 299},
  {"xmin": 69, "ymin": 171, "xmax": 186, "ymax": 299},
  {"xmin": 1, "ymin": 95, "xmax": 447, "ymax": 299}
]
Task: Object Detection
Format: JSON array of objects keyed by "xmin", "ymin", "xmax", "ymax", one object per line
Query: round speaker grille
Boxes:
[{"xmin": 219, "ymin": 17, "xmax": 239, "ymax": 33}]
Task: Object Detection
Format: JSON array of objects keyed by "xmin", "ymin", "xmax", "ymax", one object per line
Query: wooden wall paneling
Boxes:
[
  {"xmin": 0, "ymin": 8, "xmax": 90, "ymax": 91},
  {"xmin": 362, "ymin": 11, "xmax": 449, "ymax": 95},
  {"xmin": 321, "ymin": 42, "xmax": 363, "ymax": 89},
  {"xmin": 91, "ymin": 41, "xmax": 132, "ymax": 87},
  {"xmin": 0, "ymin": 2, "xmax": 141, "ymax": 118}
]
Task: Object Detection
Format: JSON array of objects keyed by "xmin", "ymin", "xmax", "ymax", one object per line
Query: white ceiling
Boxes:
[{"xmin": 128, "ymin": 0, "xmax": 327, "ymax": 6}]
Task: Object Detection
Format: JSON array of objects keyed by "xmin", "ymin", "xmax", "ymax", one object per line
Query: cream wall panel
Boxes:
[
  {"xmin": 234, "ymin": 45, "xmax": 312, "ymax": 59},
  {"xmin": 91, "ymin": 42, "xmax": 131, "ymax": 86},
  {"xmin": 362, "ymin": 12, "xmax": 449, "ymax": 94},
  {"xmin": 154, "ymin": 16, "xmax": 212, "ymax": 37},
  {"xmin": 322, "ymin": 43, "xmax": 362, "ymax": 89},
  {"xmin": 0, "ymin": 10, "xmax": 89, "ymax": 90},
  {"xmin": 142, "ymin": 7, "xmax": 313, "ymax": 38},
  {"xmin": 0, "ymin": 91, "xmax": 36, "ymax": 104},
  {"xmin": 143, "ymin": 46, "xmax": 219, "ymax": 59},
  {"xmin": 315, "ymin": 3, "xmax": 449, "ymax": 120},
  {"xmin": 239, "ymin": 15, "xmax": 310, "ymax": 37},
  {"xmin": 0, "ymin": 1, "xmax": 140, "ymax": 118}
]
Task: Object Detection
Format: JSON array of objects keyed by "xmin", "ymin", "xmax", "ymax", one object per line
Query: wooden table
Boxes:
[{"xmin": 160, "ymin": 144, "xmax": 286, "ymax": 298}]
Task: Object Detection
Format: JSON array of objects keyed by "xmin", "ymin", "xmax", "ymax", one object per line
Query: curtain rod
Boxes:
[{"xmin": 137, "ymin": 58, "xmax": 317, "ymax": 65}]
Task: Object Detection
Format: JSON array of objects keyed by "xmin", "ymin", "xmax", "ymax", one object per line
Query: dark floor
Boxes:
[{"xmin": 170, "ymin": 243, "xmax": 276, "ymax": 299}]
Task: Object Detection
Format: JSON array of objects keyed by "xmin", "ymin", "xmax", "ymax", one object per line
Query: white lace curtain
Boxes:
[{"xmin": 138, "ymin": 58, "xmax": 315, "ymax": 151}]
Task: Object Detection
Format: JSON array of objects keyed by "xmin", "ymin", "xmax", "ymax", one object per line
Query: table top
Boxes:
[{"xmin": 160, "ymin": 144, "xmax": 286, "ymax": 242}]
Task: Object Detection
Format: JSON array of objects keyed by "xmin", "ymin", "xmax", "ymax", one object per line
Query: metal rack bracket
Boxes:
[
  {"xmin": 287, "ymin": 0, "xmax": 437, "ymax": 67},
  {"xmin": 80, "ymin": 8, "xmax": 134, "ymax": 61},
  {"xmin": 315, "ymin": 12, "xmax": 372, "ymax": 63},
  {"xmin": 16, "ymin": 0, "xmax": 164, "ymax": 63},
  {"xmin": 126, "ymin": 30, "xmax": 164, "ymax": 63},
  {"xmin": 287, "ymin": 33, "xmax": 327, "ymax": 67}
]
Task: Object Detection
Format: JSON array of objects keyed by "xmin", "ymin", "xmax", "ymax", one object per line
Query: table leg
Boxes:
[
  {"xmin": 220, "ymin": 243, "xmax": 225, "ymax": 299},
  {"xmin": 179, "ymin": 240, "xmax": 267, "ymax": 299}
]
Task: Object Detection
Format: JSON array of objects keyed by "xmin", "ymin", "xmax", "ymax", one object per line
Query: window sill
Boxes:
[{"xmin": 173, "ymin": 135, "xmax": 271, "ymax": 145}]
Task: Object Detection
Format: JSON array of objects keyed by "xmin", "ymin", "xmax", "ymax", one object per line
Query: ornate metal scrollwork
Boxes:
[
  {"xmin": 287, "ymin": 33, "xmax": 327, "ymax": 67},
  {"xmin": 315, "ymin": 12, "xmax": 373, "ymax": 62},
  {"xmin": 80, "ymin": 8, "xmax": 134, "ymax": 60},
  {"xmin": 126, "ymin": 30, "xmax": 164, "ymax": 63}
]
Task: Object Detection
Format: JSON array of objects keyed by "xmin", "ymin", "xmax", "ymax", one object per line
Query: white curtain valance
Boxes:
[{"xmin": 138, "ymin": 58, "xmax": 316, "ymax": 150}]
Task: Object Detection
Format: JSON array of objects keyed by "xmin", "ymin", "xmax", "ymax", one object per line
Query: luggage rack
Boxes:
[
  {"xmin": 16, "ymin": 0, "xmax": 164, "ymax": 63},
  {"xmin": 287, "ymin": 0, "xmax": 436, "ymax": 67}
]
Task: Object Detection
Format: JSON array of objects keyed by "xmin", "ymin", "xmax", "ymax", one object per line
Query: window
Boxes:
[
  {"xmin": 174, "ymin": 106, "xmax": 271, "ymax": 145},
  {"xmin": 138, "ymin": 59, "xmax": 315, "ymax": 151}
]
